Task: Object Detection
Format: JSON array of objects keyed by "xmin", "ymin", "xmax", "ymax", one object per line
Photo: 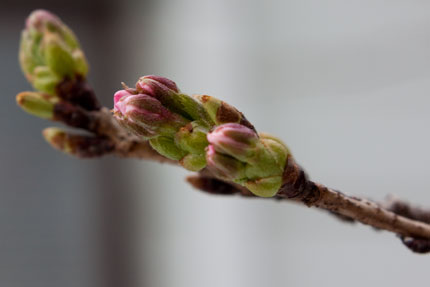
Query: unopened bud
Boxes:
[
  {"xmin": 136, "ymin": 75, "xmax": 179, "ymax": 97},
  {"xmin": 43, "ymin": 127, "xmax": 73, "ymax": 154},
  {"xmin": 113, "ymin": 90, "xmax": 189, "ymax": 139},
  {"xmin": 136, "ymin": 76, "xmax": 212, "ymax": 125},
  {"xmin": 20, "ymin": 10, "xmax": 88, "ymax": 94},
  {"xmin": 195, "ymin": 95, "xmax": 255, "ymax": 130},
  {"xmin": 206, "ymin": 124, "xmax": 289, "ymax": 197},
  {"xmin": 16, "ymin": 91, "xmax": 55, "ymax": 119},
  {"xmin": 207, "ymin": 123, "xmax": 258, "ymax": 162},
  {"xmin": 206, "ymin": 145, "xmax": 247, "ymax": 181}
]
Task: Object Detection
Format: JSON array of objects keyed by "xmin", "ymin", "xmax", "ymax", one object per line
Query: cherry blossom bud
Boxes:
[
  {"xmin": 205, "ymin": 145, "xmax": 247, "ymax": 181},
  {"xmin": 206, "ymin": 124, "xmax": 290, "ymax": 197},
  {"xmin": 135, "ymin": 75, "xmax": 179, "ymax": 97},
  {"xmin": 113, "ymin": 90, "xmax": 189, "ymax": 139},
  {"xmin": 207, "ymin": 123, "xmax": 258, "ymax": 162},
  {"xmin": 19, "ymin": 10, "xmax": 88, "ymax": 95},
  {"xmin": 195, "ymin": 95, "xmax": 255, "ymax": 129},
  {"xmin": 136, "ymin": 76, "xmax": 212, "ymax": 125}
]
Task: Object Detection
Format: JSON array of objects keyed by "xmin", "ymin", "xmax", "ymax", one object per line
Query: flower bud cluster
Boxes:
[
  {"xmin": 16, "ymin": 10, "xmax": 291, "ymax": 198},
  {"xmin": 114, "ymin": 75, "xmax": 290, "ymax": 196},
  {"xmin": 206, "ymin": 123, "xmax": 289, "ymax": 197},
  {"xmin": 17, "ymin": 10, "xmax": 100, "ymax": 122},
  {"xmin": 114, "ymin": 76, "xmax": 211, "ymax": 171},
  {"xmin": 19, "ymin": 10, "xmax": 88, "ymax": 95}
]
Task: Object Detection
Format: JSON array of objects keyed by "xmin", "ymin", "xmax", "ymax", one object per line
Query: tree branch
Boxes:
[
  {"xmin": 187, "ymin": 160, "xmax": 430, "ymax": 253},
  {"xmin": 19, "ymin": 76, "xmax": 429, "ymax": 254},
  {"xmin": 17, "ymin": 9, "xmax": 430, "ymax": 254}
]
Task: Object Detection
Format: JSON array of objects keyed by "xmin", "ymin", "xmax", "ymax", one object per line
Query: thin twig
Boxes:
[{"xmin": 39, "ymin": 76, "xmax": 430, "ymax": 253}]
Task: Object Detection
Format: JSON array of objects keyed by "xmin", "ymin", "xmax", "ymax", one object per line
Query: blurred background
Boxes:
[{"xmin": 2, "ymin": 0, "xmax": 430, "ymax": 286}]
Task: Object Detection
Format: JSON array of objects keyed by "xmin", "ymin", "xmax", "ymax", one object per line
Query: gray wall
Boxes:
[
  {"xmin": 132, "ymin": 1, "xmax": 430, "ymax": 286},
  {"xmin": 0, "ymin": 1, "xmax": 139, "ymax": 287}
]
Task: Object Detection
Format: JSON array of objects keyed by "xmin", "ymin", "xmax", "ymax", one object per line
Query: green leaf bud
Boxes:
[
  {"xmin": 16, "ymin": 91, "xmax": 55, "ymax": 119},
  {"xmin": 19, "ymin": 10, "xmax": 89, "ymax": 94}
]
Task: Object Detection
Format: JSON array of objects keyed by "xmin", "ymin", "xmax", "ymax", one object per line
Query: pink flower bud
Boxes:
[
  {"xmin": 113, "ymin": 90, "xmax": 133, "ymax": 114},
  {"xmin": 205, "ymin": 145, "xmax": 246, "ymax": 181},
  {"xmin": 134, "ymin": 75, "xmax": 212, "ymax": 123},
  {"xmin": 26, "ymin": 9, "xmax": 62, "ymax": 31},
  {"xmin": 113, "ymin": 89, "xmax": 188, "ymax": 139},
  {"xmin": 207, "ymin": 123, "xmax": 258, "ymax": 161},
  {"xmin": 135, "ymin": 75, "xmax": 179, "ymax": 100}
]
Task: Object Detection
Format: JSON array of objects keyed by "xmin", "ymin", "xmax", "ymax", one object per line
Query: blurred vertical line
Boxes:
[
  {"xmin": 6, "ymin": 1, "xmax": 143, "ymax": 286},
  {"xmin": 87, "ymin": 4, "xmax": 139, "ymax": 287}
]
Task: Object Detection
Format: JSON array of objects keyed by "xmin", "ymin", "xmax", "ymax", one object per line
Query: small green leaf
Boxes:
[
  {"xmin": 180, "ymin": 153, "xmax": 207, "ymax": 171},
  {"xmin": 33, "ymin": 66, "xmax": 61, "ymax": 94},
  {"xmin": 44, "ymin": 34, "xmax": 75, "ymax": 77},
  {"xmin": 175, "ymin": 121, "xmax": 209, "ymax": 154},
  {"xmin": 245, "ymin": 176, "xmax": 282, "ymax": 198},
  {"xmin": 149, "ymin": 136, "xmax": 187, "ymax": 160}
]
